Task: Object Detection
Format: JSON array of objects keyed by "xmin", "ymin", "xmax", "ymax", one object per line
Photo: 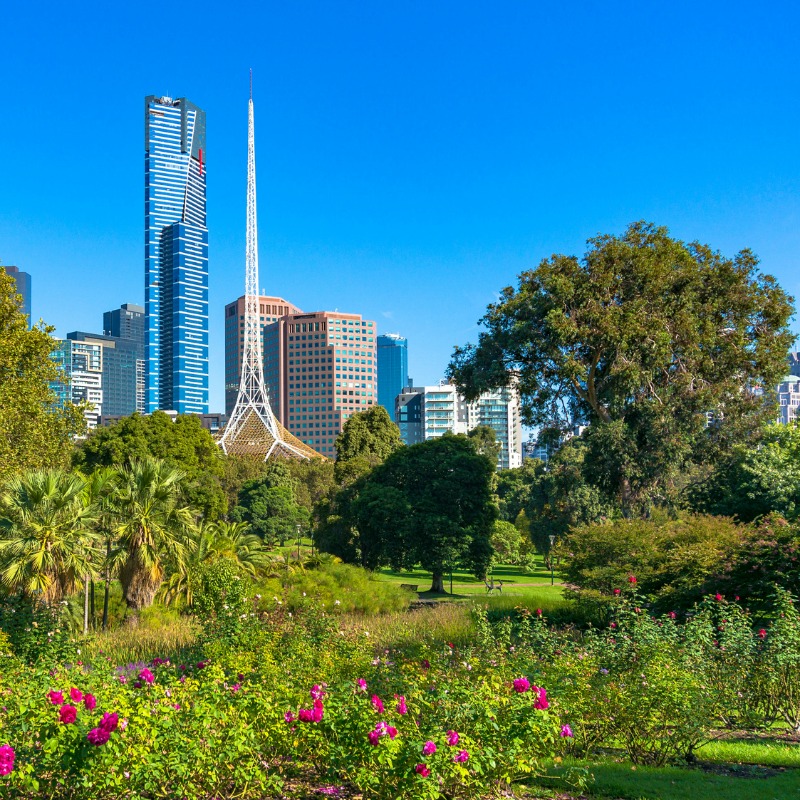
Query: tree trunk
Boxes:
[
  {"xmin": 102, "ymin": 576, "xmax": 110, "ymax": 631},
  {"xmin": 90, "ymin": 580, "xmax": 95, "ymax": 630},
  {"xmin": 620, "ymin": 476, "xmax": 633, "ymax": 516},
  {"xmin": 430, "ymin": 572, "xmax": 445, "ymax": 593},
  {"xmin": 120, "ymin": 557, "xmax": 160, "ymax": 626},
  {"xmin": 83, "ymin": 576, "xmax": 89, "ymax": 635}
]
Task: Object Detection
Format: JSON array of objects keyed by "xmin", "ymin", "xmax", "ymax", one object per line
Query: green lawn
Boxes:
[{"xmin": 527, "ymin": 744, "xmax": 800, "ymax": 799}]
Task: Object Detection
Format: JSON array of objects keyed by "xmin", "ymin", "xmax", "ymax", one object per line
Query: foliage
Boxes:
[
  {"xmin": 524, "ymin": 439, "xmax": 616, "ymax": 555},
  {"xmin": 0, "ymin": 469, "xmax": 99, "ymax": 603},
  {"xmin": 0, "ymin": 269, "xmax": 86, "ymax": 486},
  {"xmin": 0, "ymin": 595, "xmax": 73, "ymax": 665},
  {"xmin": 690, "ymin": 421, "xmax": 800, "ymax": 522},
  {"xmin": 449, "ymin": 221, "xmax": 795, "ymax": 511},
  {"xmin": 72, "ymin": 411, "xmax": 226, "ymax": 520},
  {"xmin": 230, "ymin": 464, "xmax": 309, "ymax": 546},
  {"xmin": 325, "ymin": 435, "xmax": 498, "ymax": 592},
  {"xmin": 333, "ymin": 405, "xmax": 404, "ymax": 484},
  {"xmin": 489, "ymin": 520, "xmax": 524, "ymax": 565},
  {"xmin": 557, "ymin": 513, "xmax": 746, "ymax": 613},
  {"xmin": 257, "ymin": 560, "xmax": 414, "ymax": 616},
  {"xmin": 467, "ymin": 425, "xmax": 502, "ymax": 468}
]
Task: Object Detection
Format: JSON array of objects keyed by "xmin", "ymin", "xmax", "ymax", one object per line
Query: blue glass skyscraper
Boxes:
[
  {"xmin": 377, "ymin": 333, "xmax": 409, "ymax": 418},
  {"xmin": 144, "ymin": 95, "xmax": 208, "ymax": 414}
]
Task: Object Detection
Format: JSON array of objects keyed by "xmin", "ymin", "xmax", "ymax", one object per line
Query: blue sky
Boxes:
[{"xmin": 2, "ymin": 1, "xmax": 799, "ymax": 414}]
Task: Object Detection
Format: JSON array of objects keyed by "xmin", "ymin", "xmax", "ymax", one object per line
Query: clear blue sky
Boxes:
[{"xmin": 2, "ymin": 1, "xmax": 799, "ymax": 414}]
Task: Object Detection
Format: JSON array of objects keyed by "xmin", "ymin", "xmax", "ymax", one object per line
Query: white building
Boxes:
[{"xmin": 395, "ymin": 382, "xmax": 522, "ymax": 470}]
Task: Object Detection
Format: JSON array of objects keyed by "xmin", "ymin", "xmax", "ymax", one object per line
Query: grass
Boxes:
[
  {"xmin": 697, "ymin": 736, "xmax": 800, "ymax": 769},
  {"xmin": 527, "ymin": 742, "xmax": 800, "ymax": 800},
  {"xmin": 82, "ymin": 616, "xmax": 199, "ymax": 665}
]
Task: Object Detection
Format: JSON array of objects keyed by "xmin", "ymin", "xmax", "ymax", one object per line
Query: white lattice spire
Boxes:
[{"xmin": 218, "ymin": 75, "xmax": 318, "ymax": 461}]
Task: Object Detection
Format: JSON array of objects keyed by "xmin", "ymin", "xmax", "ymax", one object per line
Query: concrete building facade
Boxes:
[
  {"xmin": 262, "ymin": 311, "xmax": 377, "ymax": 456},
  {"xmin": 223, "ymin": 294, "xmax": 302, "ymax": 416}
]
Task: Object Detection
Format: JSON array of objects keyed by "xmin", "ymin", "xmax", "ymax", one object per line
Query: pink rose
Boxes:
[{"xmin": 59, "ymin": 704, "xmax": 78, "ymax": 724}]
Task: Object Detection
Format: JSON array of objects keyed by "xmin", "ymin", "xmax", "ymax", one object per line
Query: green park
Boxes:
[{"xmin": 2, "ymin": 225, "xmax": 800, "ymax": 799}]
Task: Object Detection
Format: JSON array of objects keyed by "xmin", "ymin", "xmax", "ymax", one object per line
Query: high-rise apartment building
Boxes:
[
  {"xmin": 224, "ymin": 295, "xmax": 303, "ymax": 416},
  {"xmin": 4, "ymin": 265, "xmax": 32, "ymax": 326},
  {"xmin": 466, "ymin": 386, "xmax": 523, "ymax": 470},
  {"xmin": 377, "ymin": 333, "xmax": 408, "ymax": 418},
  {"xmin": 50, "ymin": 339, "xmax": 104, "ymax": 429},
  {"xmin": 395, "ymin": 382, "xmax": 522, "ymax": 470},
  {"xmin": 145, "ymin": 95, "xmax": 208, "ymax": 414},
  {"xmin": 262, "ymin": 311, "xmax": 377, "ymax": 456}
]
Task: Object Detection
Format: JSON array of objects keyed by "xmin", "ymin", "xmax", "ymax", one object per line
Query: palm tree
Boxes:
[
  {"xmin": 159, "ymin": 520, "xmax": 276, "ymax": 607},
  {"xmin": 0, "ymin": 469, "xmax": 99, "ymax": 604},
  {"xmin": 110, "ymin": 459, "xmax": 194, "ymax": 624}
]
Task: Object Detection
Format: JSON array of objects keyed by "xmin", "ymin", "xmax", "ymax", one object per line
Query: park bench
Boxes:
[
  {"xmin": 400, "ymin": 583, "xmax": 419, "ymax": 592},
  {"xmin": 484, "ymin": 578, "xmax": 503, "ymax": 594}
]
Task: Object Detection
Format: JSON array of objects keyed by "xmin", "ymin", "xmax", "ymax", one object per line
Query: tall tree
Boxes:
[
  {"xmin": 333, "ymin": 405, "xmax": 404, "ymax": 484},
  {"xmin": 0, "ymin": 270, "xmax": 86, "ymax": 485},
  {"xmin": 73, "ymin": 411, "xmax": 226, "ymax": 520},
  {"xmin": 110, "ymin": 459, "xmax": 194, "ymax": 623},
  {"xmin": 0, "ymin": 469, "xmax": 98, "ymax": 603},
  {"xmin": 331, "ymin": 435, "xmax": 497, "ymax": 592},
  {"xmin": 448, "ymin": 222, "xmax": 795, "ymax": 511}
]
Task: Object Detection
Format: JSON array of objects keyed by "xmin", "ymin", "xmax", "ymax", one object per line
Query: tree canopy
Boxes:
[
  {"xmin": 72, "ymin": 411, "xmax": 226, "ymax": 520},
  {"xmin": 689, "ymin": 421, "xmax": 800, "ymax": 522},
  {"xmin": 323, "ymin": 434, "xmax": 497, "ymax": 592},
  {"xmin": 333, "ymin": 405, "xmax": 404, "ymax": 484},
  {"xmin": 449, "ymin": 222, "xmax": 795, "ymax": 510},
  {"xmin": 0, "ymin": 269, "xmax": 85, "ymax": 485}
]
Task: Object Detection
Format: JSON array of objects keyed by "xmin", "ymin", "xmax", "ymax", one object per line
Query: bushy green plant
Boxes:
[{"xmin": 0, "ymin": 597, "xmax": 74, "ymax": 666}]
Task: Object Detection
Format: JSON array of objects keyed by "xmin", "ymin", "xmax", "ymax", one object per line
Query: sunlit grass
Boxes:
[
  {"xmin": 83, "ymin": 616, "xmax": 199, "ymax": 666},
  {"xmin": 697, "ymin": 736, "xmax": 800, "ymax": 768},
  {"xmin": 339, "ymin": 602, "xmax": 475, "ymax": 649}
]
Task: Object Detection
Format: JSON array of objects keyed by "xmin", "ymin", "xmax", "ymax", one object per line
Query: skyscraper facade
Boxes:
[
  {"xmin": 104, "ymin": 303, "xmax": 145, "ymax": 413},
  {"xmin": 68, "ymin": 331, "xmax": 143, "ymax": 417},
  {"xmin": 50, "ymin": 339, "xmax": 104, "ymax": 429},
  {"xmin": 263, "ymin": 311, "xmax": 377, "ymax": 456},
  {"xmin": 144, "ymin": 95, "xmax": 208, "ymax": 414},
  {"xmin": 377, "ymin": 333, "xmax": 408, "ymax": 418},
  {"xmin": 224, "ymin": 294, "xmax": 303, "ymax": 416},
  {"xmin": 4, "ymin": 265, "xmax": 32, "ymax": 326}
]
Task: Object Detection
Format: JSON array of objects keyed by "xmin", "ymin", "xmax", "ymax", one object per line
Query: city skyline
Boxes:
[{"xmin": 3, "ymin": 3, "xmax": 800, "ymax": 414}]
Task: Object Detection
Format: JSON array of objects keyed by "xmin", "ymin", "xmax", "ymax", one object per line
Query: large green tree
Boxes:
[
  {"xmin": 333, "ymin": 405, "xmax": 404, "ymax": 484},
  {"xmin": 448, "ymin": 222, "xmax": 795, "ymax": 511},
  {"xmin": 0, "ymin": 270, "xmax": 86, "ymax": 485},
  {"xmin": 73, "ymin": 411, "xmax": 226, "ymax": 520},
  {"xmin": 326, "ymin": 435, "xmax": 497, "ymax": 592}
]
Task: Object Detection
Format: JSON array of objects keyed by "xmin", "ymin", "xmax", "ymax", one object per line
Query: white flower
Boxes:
[
  {"xmin": 364, "ymin": 631, "xmax": 370, "ymax": 637},
  {"xmin": 334, "ymin": 600, "xmax": 341, "ymax": 606},
  {"xmin": 302, "ymin": 592, "xmax": 307, "ymax": 597}
]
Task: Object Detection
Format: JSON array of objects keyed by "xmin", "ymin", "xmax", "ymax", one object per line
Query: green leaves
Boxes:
[{"xmin": 449, "ymin": 221, "xmax": 795, "ymax": 509}]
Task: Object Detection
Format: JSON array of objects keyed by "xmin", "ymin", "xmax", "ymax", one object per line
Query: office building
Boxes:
[
  {"xmin": 224, "ymin": 294, "xmax": 302, "ymax": 416},
  {"xmin": 377, "ymin": 333, "xmax": 408, "ymax": 418},
  {"xmin": 145, "ymin": 95, "xmax": 208, "ymax": 414},
  {"xmin": 394, "ymin": 382, "xmax": 522, "ymax": 469},
  {"xmin": 262, "ymin": 311, "xmax": 377, "ymax": 456},
  {"xmin": 68, "ymin": 331, "xmax": 143, "ymax": 417},
  {"xmin": 104, "ymin": 302, "xmax": 145, "ymax": 343},
  {"xmin": 103, "ymin": 303, "xmax": 145, "ymax": 414},
  {"xmin": 3, "ymin": 265, "xmax": 31, "ymax": 326},
  {"xmin": 50, "ymin": 339, "xmax": 104, "ymax": 429}
]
